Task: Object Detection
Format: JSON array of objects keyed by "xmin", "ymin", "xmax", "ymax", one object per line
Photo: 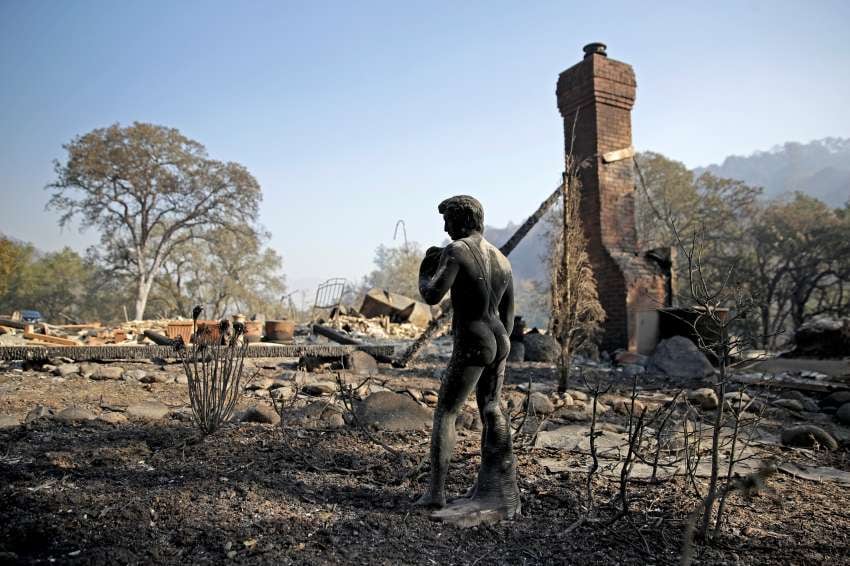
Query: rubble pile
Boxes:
[
  {"xmin": 0, "ymin": 317, "xmax": 181, "ymax": 347},
  {"xmin": 323, "ymin": 313, "xmax": 423, "ymax": 340}
]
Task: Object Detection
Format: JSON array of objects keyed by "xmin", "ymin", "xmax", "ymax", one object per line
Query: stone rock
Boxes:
[
  {"xmin": 780, "ymin": 425, "xmax": 838, "ymax": 450},
  {"xmin": 24, "ymin": 405, "xmax": 51, "ymax": 423},
  {"xmin": 240, "ymin": 404, "xmax": 280, "ymax": 425},
  {"xmin": 773, "ymin": 399, "xmax": 804, "ymax": 412},
  {"xmin": 41, "ymin": 364, "xmax": 57, "ymax": 373},
  {"xmin": 90, "ymin": 366, "xmax": 124, "ymax": 380},
  {"xmin": 687, "ymin": 388, "xmax": 719, "ymax": 410},
  {"xmin": 724, "ymin": 392, "xmax": 753, "ymax": 412},
  {"xmin": 821, "ymin": 391, "xmax": 850, "ymax": 411},
  {"xmin": 322, "ymin": 409, "xmax": 346, "ymax": 429},
  {"xmin": 344, "ymin": 350, "xmax": 379, "ymax": 376},
  {"xmin": 0, "ymin": 414, "xmax": 21, "ymax": 429},
  {"xmin": 270, "ymin": 385, "xmax": 295, "ymax": 400},
  {"xmin": 355, "ymin": 391, "xmax": 433, "ymax": 431},
  {"xmin": 140, "ymin": 372, "xmax": 169, "ymax": 384},
  {"xmin": 612, "ymin": 398, "xmax": 645, "ymax": 416},
  {"xmin": 506, "ymin": 391, "xmax": 527, "ymax": 413},
  {"xmin": 422, "ymin": 390, "xmax": 439, "ymax": 405},
  {"xmin": 55, "ymin": 406, "xmax": 96, "ymax": 423},
  {"xmin": 528, "ymin": 392, "xmax": 555, "ymax": 415},
  {"xmin": 246, "ymin": 377, "xmax": 275, "ymax": 390},
  {"xmin": 269, "ymin": 377, "xmax": 293, "ymax": 390},
  {"xmin": 648, "ymin": 336, "xmax": 714, "ymax": 379},
  {"xmin": 78, "ymin": 363, "xmax": 96, "ymax": 378},
  {"xmin": 507, "ymin": 341, "xmax": 525, "ymax": 362},
  {"xmin": 456, "ymin": 410, "xmax": 481, "ymax": 431},
  {"xmin": 565, "ymin": 389, "xmax": 589, "ymax": 402},
  {"xmin": 523, "ymin": 333, "xmax": 559, "ymax": 363},
  {"xmin": 785, "ymin": 316, "xmax": 850, "ymax": 358},
  {"xmin": 98, "ymin": 412, "xmax": 128, "ymax": 425},
  {"xmin": 53, "ymin": 363, "xmax": 80, "ymax": 377},
  {"xmin": 302, "ymin": 381, "xmax": 337, "ymax": 397},
  {"xmin": 123, "ymin": 369, "xmax": 148, "ymax": 382},
  {"xmin": 553, "ymin": 402, "xmax": 589, "ymax": 422},
  {"xmin": 126, "ymin": 400, "xmax": 169, "ymax": 420},
  {"xmin": 404, "ymin": 388, "xmax": 423, "ymax": 402},
  {"xmin": 288, "ymin": 401, "xmax": 345, "ymax": 428},
  {"xmin": 836, "ymin": 403, "xmax": 850, "ymax": 425},
  {"xmin": 614, "ymin": 351, "xmax": 649, "ymax": 367},
  {"xmin": 557, "ymin": 392, "xmax": 574, "ymax": 407}
]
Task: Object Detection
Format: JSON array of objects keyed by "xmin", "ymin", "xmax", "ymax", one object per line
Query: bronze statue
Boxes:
[{"xmin": 415, "ymin": 195, "xmax": 520, "ymax": 525}]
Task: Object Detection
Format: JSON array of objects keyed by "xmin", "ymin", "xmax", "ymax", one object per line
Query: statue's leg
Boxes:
[
  {"xmin": 415, "ymin": 356, "xmax": 482, "ymax": 509},
  {"xmin": 430, "ymin": 354, "xmax": 521, "ymax": 525},
  {"xmin": 473, "ymin": 355, "xmax": 520, "ymax": 516}
]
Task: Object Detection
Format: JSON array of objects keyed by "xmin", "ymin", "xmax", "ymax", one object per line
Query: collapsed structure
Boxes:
[{"xmin": 556, "ymin": 43, "xmax": 674, "ymax": 354}]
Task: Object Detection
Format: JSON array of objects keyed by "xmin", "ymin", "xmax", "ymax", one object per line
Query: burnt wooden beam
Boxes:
[
  {"xmin": 312, "ymin": 324, "xmax": 394, "ymax": 363},
  {"xmin": 312, "ymin": 324, "xmax": 360, "ymax": 345}
]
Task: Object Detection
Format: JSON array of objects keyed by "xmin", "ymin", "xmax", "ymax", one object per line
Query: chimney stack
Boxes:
[{"xmin": 556, "ymin": 44, "xmax": 672, "ymax": 353}]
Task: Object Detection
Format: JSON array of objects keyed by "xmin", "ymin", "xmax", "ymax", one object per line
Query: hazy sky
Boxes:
[{"xmin": 2, "ymin": 1, "xmax": 849, "ymax": 296}]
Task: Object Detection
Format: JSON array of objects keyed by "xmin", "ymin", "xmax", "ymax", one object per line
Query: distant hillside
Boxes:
[
  {"xmin": 485, "ymin": 219, "xmax": 550, "ymax": 283},
  {"xmin": 695, "ymin": 137, "xmax": 850, "ymax": 207}
]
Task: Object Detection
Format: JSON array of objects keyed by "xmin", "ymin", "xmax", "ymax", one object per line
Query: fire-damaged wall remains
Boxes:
[{"xmin": 556, "ymin": 43, "xmax": 673, "ymax": 354}]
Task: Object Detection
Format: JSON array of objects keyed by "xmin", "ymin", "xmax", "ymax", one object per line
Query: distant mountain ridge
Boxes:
[
  {"xmin": 485, "ymin": 220, "xmax": 549, "ymax": 283},
  {"xmin": 695, "ymin": 137, "xmax": 850, "ymax": 208}
]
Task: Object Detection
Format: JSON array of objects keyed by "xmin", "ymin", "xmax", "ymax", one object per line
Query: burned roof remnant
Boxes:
[
  {"xmin": 556, "ymin": 44, "xmax": 674, "ymax": 354},
  {"xmin": 360, "ymin": 288, "xmax": 433, "ymax": 328}
]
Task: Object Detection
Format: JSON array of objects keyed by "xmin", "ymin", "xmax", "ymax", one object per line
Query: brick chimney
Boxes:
[{"xmin": 556, "ymin": 43, "xmax": 673, "ymax": 353}]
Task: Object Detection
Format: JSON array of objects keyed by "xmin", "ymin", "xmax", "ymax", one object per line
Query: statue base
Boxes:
[{"xmin": 428, "ymin": 497, "xmax": 521, "ymax": 528}]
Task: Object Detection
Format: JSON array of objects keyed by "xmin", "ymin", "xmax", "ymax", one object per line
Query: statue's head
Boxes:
[{"xmin": 438, "ymin": 195, "xmax": 484, "ymax": 240}]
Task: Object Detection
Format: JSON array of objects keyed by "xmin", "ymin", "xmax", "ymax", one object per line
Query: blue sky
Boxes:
[{"xmin": 1, "ymin": 1, "xmax": 849, "ymax": 294}]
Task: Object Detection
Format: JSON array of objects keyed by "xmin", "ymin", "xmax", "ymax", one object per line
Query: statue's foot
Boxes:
[
  {"xmin": 413, "ymin": 489, "xmax": 446, "ymax": 509},
  {"xmin": 429, "ymin": 495, "xmax": 521, "ymax": 528}
]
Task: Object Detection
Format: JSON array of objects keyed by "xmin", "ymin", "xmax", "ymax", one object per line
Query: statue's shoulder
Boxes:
[{"xmin": 483, "ymin": 239, "xmax": 512, "ymax": 274}]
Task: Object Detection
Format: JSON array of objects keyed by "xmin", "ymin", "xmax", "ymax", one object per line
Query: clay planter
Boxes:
[
  {"xmin": 244, "ymin": 321, "xmax": 263, "ymax": 343},
  {"xmin": 265, "ymin": 320, "xmax": 295, "ymax": 342},
  {"xmin": 195, "ymin": 320, "xmax": 222, "ymax": 344},
  {"xmin": 166, "ymin": 321, "xmax": 194, "ymax": 343}
]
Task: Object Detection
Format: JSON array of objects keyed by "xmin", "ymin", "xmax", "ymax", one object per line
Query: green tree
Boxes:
[
  {"xmin": 634, "ymin": 151, "xmax": 699, "ymax": 250},
  {"xmin": 362, "ymin": 243, "xmax": 424, "ymax": 299},
  {"xmin": 47, "ymin": 122, "xmax": 263, "ymax": 320},
  {"xmin": 0, "ymin": 236, "xmax": 35, "ymax": 303},
  {"xmin": 24, "ymin": 248, "xmax": 89, "ymax": 322},
  {"xmin": 150, "ymin": 229, "xmax": 286, "ymax": 319}
]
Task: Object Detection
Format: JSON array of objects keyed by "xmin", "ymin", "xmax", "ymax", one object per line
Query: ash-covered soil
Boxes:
[{"xmin": 0, "ymin": 356, "xmax": 848, "ymax": 565}]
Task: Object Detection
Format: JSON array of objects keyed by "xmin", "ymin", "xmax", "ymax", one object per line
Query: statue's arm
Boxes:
[
  {"xmin": 499, "ymin": 273, "xmax": 515, "ymax": 336},
  {"xmin": 419, "ymin": 244, "xmax": 460, "ymax": 305}
]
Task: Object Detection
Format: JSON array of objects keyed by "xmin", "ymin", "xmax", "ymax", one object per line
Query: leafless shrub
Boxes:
[
  {"xmin": 176, "ymin": 307, "xmax": 255, "ymax": 435},
  {"xmin": 549, "ymin": 114, "xmax": 605, "ymax": 392}
]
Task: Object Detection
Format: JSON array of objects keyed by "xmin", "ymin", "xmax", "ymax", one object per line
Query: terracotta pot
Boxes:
[
  {"xmin": 166, "ymin": 321, "xmax": 194, "ymax": 343},
  {"xmin": 244, "ymin": 321, "xmax": 263, "ymax": 343},
  {"xmin": 265, "ymin": 320, "xmax": 295, "ymax": 342},
  {"xmin": 195, "ymin": 320, "xmax": 222, "ymax": 344}
]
